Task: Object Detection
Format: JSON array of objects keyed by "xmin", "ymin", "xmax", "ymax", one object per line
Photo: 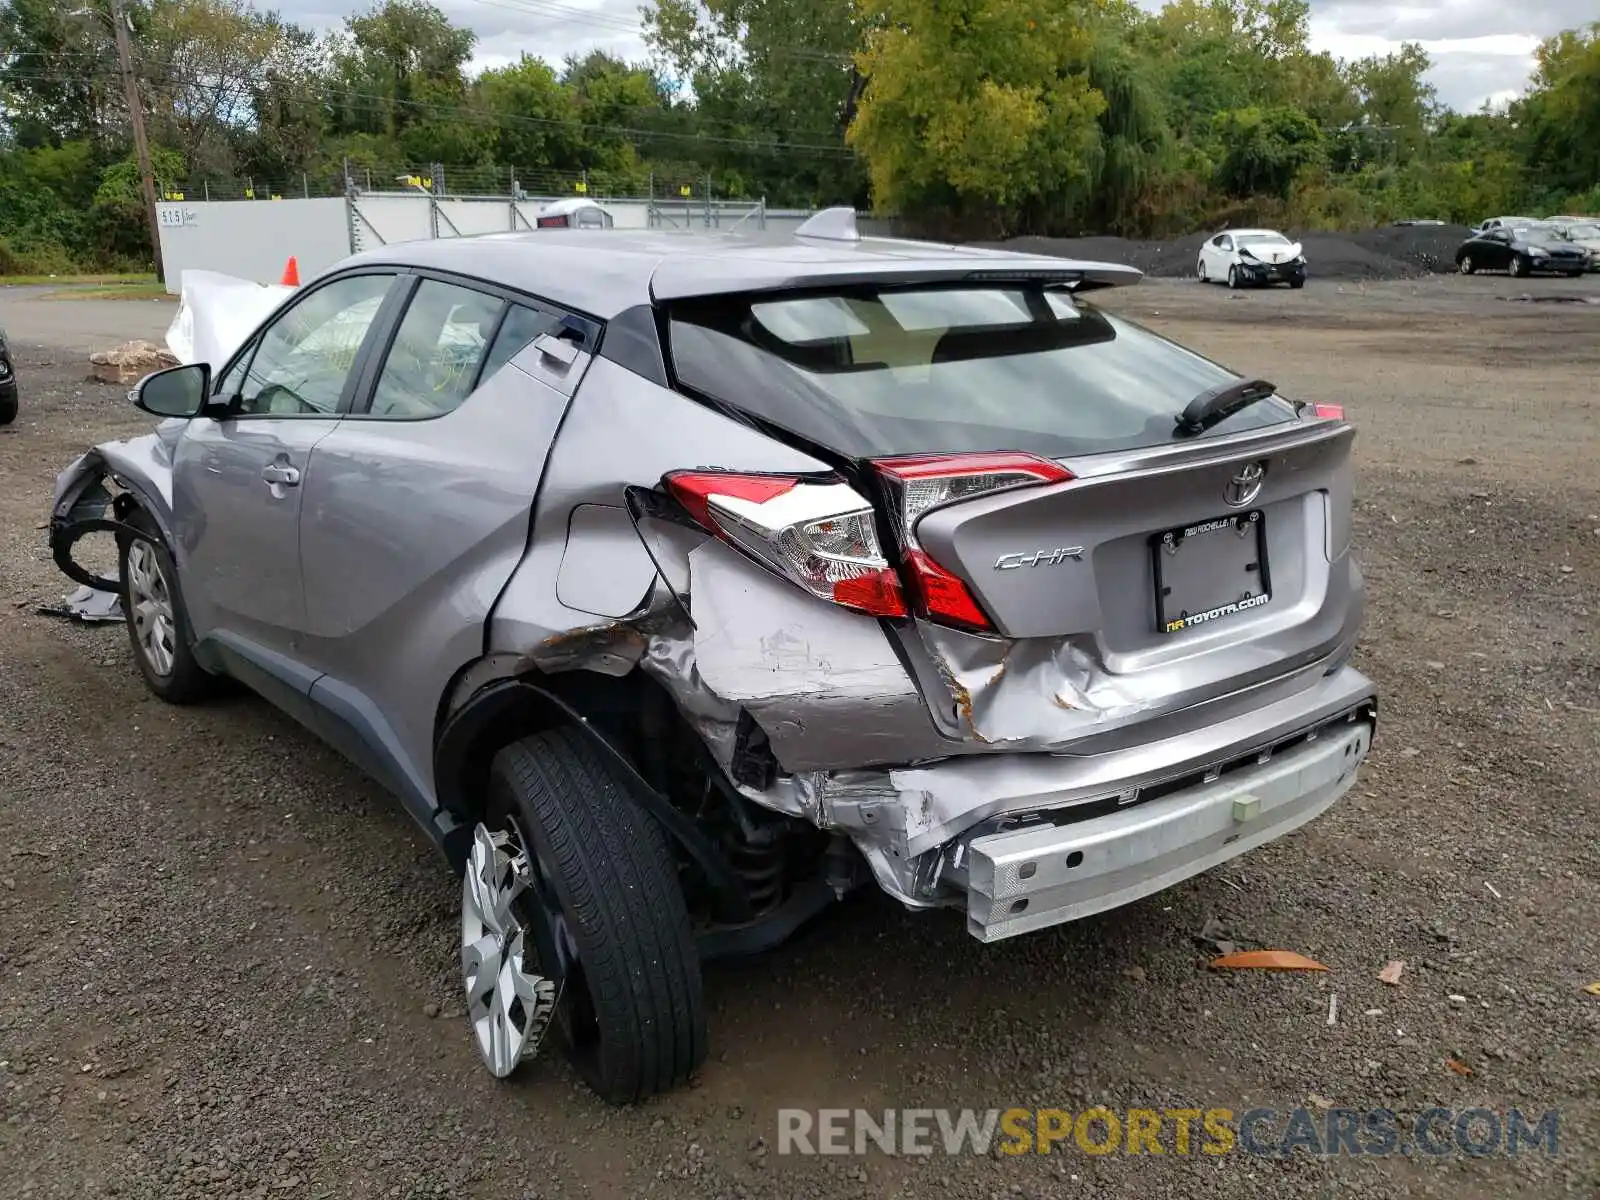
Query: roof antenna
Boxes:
[{"xmin": 794, "ymin": 207, "xmax": 860, "ymax": 242}]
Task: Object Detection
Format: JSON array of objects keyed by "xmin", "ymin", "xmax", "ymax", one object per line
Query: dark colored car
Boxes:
[
  {"xmin": 1456, "ymin": 224, "xmax": 1589, "ymax": 278},
  {"xmin": 0, "ymin": 327, "xmax": 17, "ymax": 425}
]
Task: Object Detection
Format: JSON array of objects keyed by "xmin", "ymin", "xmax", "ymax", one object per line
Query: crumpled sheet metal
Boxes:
[
  {"xmin": 916, "ymin": 622, "xmax": 1144, "ymax": 746},
  {"xmin": 684, "ymin": 539, "xmax": 942, "ymax": 772}
]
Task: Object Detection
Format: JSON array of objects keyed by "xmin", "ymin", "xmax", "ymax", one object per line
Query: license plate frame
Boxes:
[{"xmin": 1152, "ymin": 510, "xmax": 1272, "ymax": 634}]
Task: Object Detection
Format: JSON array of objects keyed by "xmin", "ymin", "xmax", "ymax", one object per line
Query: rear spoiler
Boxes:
[
  {"xmin": 649, "ymin": 207, "xmax": 1144, "ymax": 300},
  {"xmin": 651, "ymin": 257, "xmax": 1144, "ymax": 301}
]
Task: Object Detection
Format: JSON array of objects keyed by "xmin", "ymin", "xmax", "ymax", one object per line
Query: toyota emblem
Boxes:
[{"xmin": 1224, "ymin": 461, "xmax": 1266, "ymax": 507}]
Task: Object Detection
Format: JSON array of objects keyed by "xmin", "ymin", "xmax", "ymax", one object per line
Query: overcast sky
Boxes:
[{"xmin": 291, "ymin": 0, "xmax": 1589, "ymax": 113}]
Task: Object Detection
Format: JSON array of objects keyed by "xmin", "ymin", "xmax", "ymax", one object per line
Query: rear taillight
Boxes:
[
  {"xmin": 875, "ymin": 452, "xmax": 1074, "ymax": 632},
  {"xmin": 1308, "ymin": 402, "xmax": 1345, "ymax": 420},
  {"xmin": 664, "ymin": 471, "xmax": 907, "ymax": 618}
]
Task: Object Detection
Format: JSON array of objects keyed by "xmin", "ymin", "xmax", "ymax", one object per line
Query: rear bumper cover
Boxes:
[{"xmin": 811, "ymin": 664, "xmax": 1376, "ymax": 938}]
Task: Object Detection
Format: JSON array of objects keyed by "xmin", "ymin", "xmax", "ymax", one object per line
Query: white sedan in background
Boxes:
[{"xmin": 1197, "ymin": 229, "xmax": 1307, "ymax": 289}]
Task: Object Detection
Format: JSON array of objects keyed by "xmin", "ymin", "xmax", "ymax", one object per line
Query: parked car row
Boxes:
[{"xmin": 1460, "ymin": 215, "xmax": 1600, "ymax": 276}]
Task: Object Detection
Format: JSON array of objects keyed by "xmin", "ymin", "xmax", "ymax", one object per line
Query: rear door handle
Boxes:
[{"xmin": 261, "ymin": 464, "xmax": 300, "ymax": 486}]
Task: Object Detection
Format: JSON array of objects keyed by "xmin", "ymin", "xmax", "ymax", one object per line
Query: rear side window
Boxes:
[
  {"xmin": 478, "ymin": 303, "xmax": 558, "ymax": 383},
  {"xmin": 369, "ymin": 280, "xmax": 500, "ymax": 419},
  {"xmin": 667, "ymin": 285, "xmax": 1298, "ymax": 459}
]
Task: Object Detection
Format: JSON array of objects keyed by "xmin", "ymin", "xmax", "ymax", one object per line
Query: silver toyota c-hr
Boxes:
[{"xmin": 50, "ymin": 211, "xmax": 1376, "ymax": 1103}]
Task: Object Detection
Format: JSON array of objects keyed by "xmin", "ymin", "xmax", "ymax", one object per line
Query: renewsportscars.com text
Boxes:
[{"xmin": 777, "ymin": 1107, "xmax": 1560, "ymax": 1158}]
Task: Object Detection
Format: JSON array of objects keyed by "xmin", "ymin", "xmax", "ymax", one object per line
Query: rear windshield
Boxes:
[{"xmin": 666, "ymin": 284, "xmax": 1299, "ymax": 459}]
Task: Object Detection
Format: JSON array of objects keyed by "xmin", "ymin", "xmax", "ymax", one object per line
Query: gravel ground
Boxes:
[{"xmin": 1, "ymin": 277, "xmax": 1598, "ymax": 1199}]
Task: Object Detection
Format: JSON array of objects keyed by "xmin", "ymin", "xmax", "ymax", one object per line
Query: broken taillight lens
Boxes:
[
  {"xmin": 664, "ymin": 471, "xmax": 908, "ymax": 618},
  {"xmin": 874, "ymin": 452, "xmax": 1074, "ymax": 633}
]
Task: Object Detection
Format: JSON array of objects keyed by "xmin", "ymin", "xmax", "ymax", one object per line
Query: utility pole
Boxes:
[{"xmin": 107, "ymin": 0, "xmax": 163, "ymax": 283}]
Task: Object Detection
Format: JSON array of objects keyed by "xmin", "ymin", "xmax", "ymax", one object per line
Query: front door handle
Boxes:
[{"xmin": 261, "ymin": 463, "xmax": 300, "ymax": 487}]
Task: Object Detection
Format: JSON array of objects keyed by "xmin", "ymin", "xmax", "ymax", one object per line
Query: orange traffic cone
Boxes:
[{"xmin": 278, "ymin": 256, "xmax": 300, "ymax": 286}]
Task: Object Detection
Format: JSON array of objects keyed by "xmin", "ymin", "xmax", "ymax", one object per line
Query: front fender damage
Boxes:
[{"xmin": 49, "ymin": 433, "xmax": 178, "ymax": 594}]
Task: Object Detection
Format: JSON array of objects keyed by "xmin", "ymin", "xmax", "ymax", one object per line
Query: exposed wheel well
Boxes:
[{"xmin": 432, "ymin": 664, "xmax": 835, "ymax": 942}]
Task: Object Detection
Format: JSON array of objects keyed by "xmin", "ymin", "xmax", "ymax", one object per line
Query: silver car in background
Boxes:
[{"xmin": 49, "ymin": 211, "xmax": 1376, "ymax": 1103}]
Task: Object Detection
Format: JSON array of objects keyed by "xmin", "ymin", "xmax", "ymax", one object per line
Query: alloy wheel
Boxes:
[
  {"xmin": 125, "ymin": 540, "xmax": 177, "ymax": 677},
  {"xmin": 461, "ymin": 822, "xmax": 559, "ymax": 1077},
  {"xmin": 1459, "ymin": 255, "xmax": 1473, "ymax": 275}
]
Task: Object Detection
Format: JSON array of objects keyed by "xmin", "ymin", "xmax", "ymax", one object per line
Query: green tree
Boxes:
[
  {"xmin": 326, "ymin": 0, "xmax": 475, "ymax": 144},
  {"xmin": 848, "ymin": 0, "xmax": 1106, "ymax": 231},
  {"xmin": 475, "ymin": 56, "xmax": 581, "ymax": 174},
  {"xmin": 1213, "ymin": 104, "xmax": 1324, "ymax": 198},
  {"xmin": 1516, "ymin": 22, "xmax": 1600, "ymax": 196},
  {"xmin": 1344, "ymin": 42, "xmax": 1437, "ymax": 165}
]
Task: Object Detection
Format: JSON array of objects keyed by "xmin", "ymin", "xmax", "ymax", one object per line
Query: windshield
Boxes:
[
  {"xmin": 1564, "ymin": 222, "xmax": 1600, "ymax": 238},
  {"xmin": 666, "ymin": 285, "xmax": 1300, "ymax": 460},
  {"xmin": 1236, "ymin": 233, "xmax": 1290, "ymax": 246},
  {"xmin": 1511, "ymin": 223, "xmax": 1563, "ymax": 239}
]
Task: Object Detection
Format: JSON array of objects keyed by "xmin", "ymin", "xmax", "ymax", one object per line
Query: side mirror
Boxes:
[{"xmin": 132, "ymin": 363, "xmax": 211, "ymax": 418}]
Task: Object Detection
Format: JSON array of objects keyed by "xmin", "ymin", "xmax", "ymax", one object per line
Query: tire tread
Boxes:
[{"xmin": 493, "ymin": 727, "xmax": 706, "ymax": 1102}]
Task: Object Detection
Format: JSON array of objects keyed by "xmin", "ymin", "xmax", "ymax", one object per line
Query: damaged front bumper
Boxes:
[{"xmin": 803, "ymin": 665, "xmax": 1376, "ymax": 941}]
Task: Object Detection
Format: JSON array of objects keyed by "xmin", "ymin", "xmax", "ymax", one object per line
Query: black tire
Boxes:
[
  {"xmin": 1227, "ymin": 265, "xmax": 1241, "ymax": 290},
  {"xmin": 1196, "ymin": 259, "xmax": 1208, "ymax": 283},
  {"xmin": 488, "ymin": 728, "xmax": 706, "ymax": 1103},
  {"xmin": 1289, "ymin": 276, "xmax": 1305, "ymax": 290},
  {"xmin": 116, "ymin": 510, "xmax": 218, "ymax": 704},
  {"xmin": 1566, "ymin": 271, "xmax": 1583, "ymax": 279},
  {"xmin": 0, "ymin": 384, "xmax": 15, "ymax": 426},
  {"xmin": 1509, "ymin": 254, "xmax": 1528, "ymax": 278},
  {"xmin": 1458, "ymin": 254, "xmax": 1475, "ymax": 275}
]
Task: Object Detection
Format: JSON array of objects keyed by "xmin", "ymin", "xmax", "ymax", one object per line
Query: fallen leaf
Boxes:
[
  {"xmin": 1583, "ymin": 982, "xmax": 1600, "ymax": 997},
  {"xmin": 1122, "ymin": 965, "xmax": 1147, "ymax": 983},
  {"xmin": 1445, "ymin": 1058, "xmax": 1474, "ymax": 1077},
  {"xmin": 1209, "ymin": 950, "xmax": 1329, "ymax": 972},
  {"xmin": 1378, "ymin": 960, "xmax": 1406, "ymax": 986}
]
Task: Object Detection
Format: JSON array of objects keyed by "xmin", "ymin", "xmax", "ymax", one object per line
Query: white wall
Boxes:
[
  {"xmin": 156, "ymin": 198, "xmax": 352, "ymax": 293},
  {"xmin": 155, "ymin": 195, "xmax": 874, "ymax": 293}
]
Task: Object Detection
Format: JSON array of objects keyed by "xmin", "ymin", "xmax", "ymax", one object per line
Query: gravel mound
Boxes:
[{"xmin": 998, "ymin": 223, "xmax": 1474, "ymax": 280}]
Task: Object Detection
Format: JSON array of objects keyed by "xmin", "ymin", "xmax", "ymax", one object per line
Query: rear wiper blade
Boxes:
[{"xmin": 1173, "ymin": 378, "xmax": 1278, "ymax": 436}]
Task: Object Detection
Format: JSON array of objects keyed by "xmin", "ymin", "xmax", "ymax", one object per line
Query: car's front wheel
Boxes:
[
  {"xmin": 1289, "ymin": 276, "xmax": 1305, "ymax": 290},
  {"xmin": 117, "ymin": 511, "xmax": 217, "ymax": 704},
  {"xmin": 1509, "ymin": 254, "xmax": 1529, "ymax": 278},
  {"xmin": 1196, "ymin": 259, "xmax": 1208, "ymax": 283},
  {"xmin": 1458, "ymin": 254, "xmax": 1475, "ymax": 275},
  {"xmin": 1227, "ymin": 265, "xmax": 1241, "ymax": 289},
  {"xmin": 468, "ymin": 727, "xmax": 706, "ymax": 1103}
]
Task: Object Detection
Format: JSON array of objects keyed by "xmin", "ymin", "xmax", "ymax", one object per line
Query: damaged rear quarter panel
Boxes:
[{"xmin": 686, "ymin": 539, "xmax": 943, "ymax": 771}]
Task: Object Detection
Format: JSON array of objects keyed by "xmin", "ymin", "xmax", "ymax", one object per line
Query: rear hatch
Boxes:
[{"xmin": 662, "ymin": 277, "xmax": 1358, "ymax": 748}]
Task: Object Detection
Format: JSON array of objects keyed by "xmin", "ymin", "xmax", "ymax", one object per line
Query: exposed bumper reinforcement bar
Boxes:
[{"xmin": 960, "ymin": 716, "xmax": 1372, "ymax": 942}]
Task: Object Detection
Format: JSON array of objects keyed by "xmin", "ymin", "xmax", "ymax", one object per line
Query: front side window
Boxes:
[
  {"xmin": 368, "ymin": 280, "xmax": 503, "ymax": 419},
  {"xmin": 233, "ymin": 274, "xmax": 393, "ymax": 416}
]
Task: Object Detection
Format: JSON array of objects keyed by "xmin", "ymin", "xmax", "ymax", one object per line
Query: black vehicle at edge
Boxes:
[
  {"xmin": 1456, "ymin": 223, "xmax": 1589, "ymax": 278},
  {"xmin": 0, "ymin": 328, "xmax": 17, "ymax": 426}
]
